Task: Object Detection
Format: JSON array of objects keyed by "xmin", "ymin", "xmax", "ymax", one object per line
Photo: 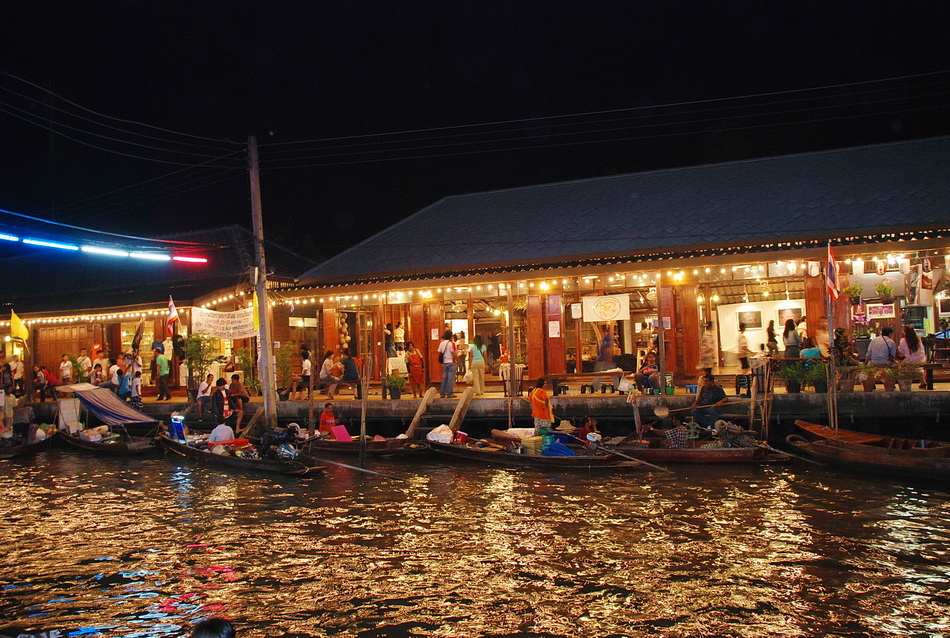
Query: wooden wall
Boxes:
[
  {"xmin": 525, "ymin": 294, "xmax": 544, "ymax": 380},
  {"xmin": 545, "ymin": 294, "xmax": 566, "ymax": 374}
]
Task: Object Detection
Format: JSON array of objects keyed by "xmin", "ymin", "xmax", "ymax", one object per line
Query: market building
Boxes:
[{"xmin": 275, "ymin": 136, "xmax": 950, "ymax": 386}]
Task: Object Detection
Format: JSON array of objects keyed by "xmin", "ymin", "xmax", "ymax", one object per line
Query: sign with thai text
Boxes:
[
  {"xmin": 191, "ymin": 307, "xmax": 257, "ymax": 339},
  {"xmin": 866, "ymin": 303, "xmax": 896, "ymax": 319},
  {"xmin": 582, "ymin": 294, "xmax": 630, "ymax": 322}
]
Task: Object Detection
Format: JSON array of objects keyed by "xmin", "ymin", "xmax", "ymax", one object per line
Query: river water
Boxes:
[{"xmin": 2, "ymin": 449, "xmax": 949, "ymax": 638}]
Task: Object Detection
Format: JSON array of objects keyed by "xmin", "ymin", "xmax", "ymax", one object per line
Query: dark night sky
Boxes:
[{"xmin": 3, "ymin": 2, "xmax": 950, "ymax": 262}]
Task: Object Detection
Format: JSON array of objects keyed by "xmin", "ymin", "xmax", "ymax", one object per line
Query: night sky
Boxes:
[{"xmin": 3, "ymin": 2, "xmax": 950, "ymax": 262}]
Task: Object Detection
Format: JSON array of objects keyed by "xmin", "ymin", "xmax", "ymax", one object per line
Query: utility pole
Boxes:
[{"xmin": 248, "ymin": 135, "xmax": 277, "ymax": 428}]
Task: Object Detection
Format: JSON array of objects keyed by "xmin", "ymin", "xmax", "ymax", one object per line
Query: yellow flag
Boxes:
[
  {"xmin": 10, "ymin": 310, "xmax": 29, "ymax": 341},
  {"xmin": 252, "ymin": 292, "xmax": 260, "ymax": 331}
]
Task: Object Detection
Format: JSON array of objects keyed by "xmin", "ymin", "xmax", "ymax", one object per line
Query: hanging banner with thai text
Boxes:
[
  {"xmin": 191, "ymin": 307, "xmax": 257, "ymax": 339},
  {"xmin": 582, "ymin": 294, "xmax": 630, "ymax": 322}
]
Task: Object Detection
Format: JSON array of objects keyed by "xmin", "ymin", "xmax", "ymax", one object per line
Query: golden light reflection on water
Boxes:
[{"xmin": 2, "ymin": 453, "xmax": 950, "ymax": 637}]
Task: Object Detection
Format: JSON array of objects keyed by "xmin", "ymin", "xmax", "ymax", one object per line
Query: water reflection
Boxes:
[{"xmin": 1, "ymin": 452, "xmax": 949, "ymax": 637}]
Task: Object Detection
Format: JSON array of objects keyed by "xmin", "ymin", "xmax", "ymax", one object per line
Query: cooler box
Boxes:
[{"xmin": 521, "ymin": 436, "xmax": 544, "ymax": 455}]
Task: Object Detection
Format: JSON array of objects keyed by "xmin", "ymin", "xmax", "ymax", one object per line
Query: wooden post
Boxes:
[
  {"xmin": 448, "ymin": 387, "xmax": 476, "ymax": 432},
  {"xmin": 405, "ymin": 387, "xmax": 437, "ymax": 438}
]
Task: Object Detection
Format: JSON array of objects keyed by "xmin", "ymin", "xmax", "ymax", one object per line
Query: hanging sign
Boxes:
[
  {"xmin": 582, "ymin": 294, "xmax": 630, "ymax": 322},
  {"xmin": 192, "ymin": 307, "xmax": 257, "ymax": 339},
  {"xmin": 866, "ymin": 303, "xmax": 896, "ymax": 319}
]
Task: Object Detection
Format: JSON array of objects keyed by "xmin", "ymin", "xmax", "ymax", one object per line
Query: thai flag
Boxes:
[
  {"xmin": 166, "ymin": 295, "xmax": 180, "ymax": 336},
  {"xmin": 826, "ymin": 244, "xmax": 840, "ymax": 300}
]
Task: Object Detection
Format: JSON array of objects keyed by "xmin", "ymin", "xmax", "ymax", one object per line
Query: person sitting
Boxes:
[
  {"xmin": 340, "ymin": 349, "xmax": 361, "ymax": 399},
  {"xmin": 867, "ymin": 327, "xmax": 897, "ymax": 367},
  {"xmin": 228, "ymin": 374, "xmax": 251, "ymax": 430},
  {"xmin": 800, "ymin": 337, "xmax": 822, "ymax": 358},
  {"xmin": 117, "ymin": 368, "xmax": 132, "ymax": 402},
  {"xmin": 633, "ymin": 352, "xmax": 659, "ymax": 393},
  {"xmin": 577, "ymin": 416, "xmax": 599, "ymax": 442},
  {"xmin": 286, "ymin": 352, "xmax": 312, "ymax": 401},
  {"xmin": 317, "ymin": 350, "xmax": 341, "ymax": 399},
  {"xmin": 319, "ymin": 402, "xmax": 340, "ymax": 436},
  {"xmin": 660, "ymin": 412, "xmax": 690, "ymax": 448},
  {"xmin": 209, "ymin": 420, "xmax": 236, "ymax": 444},
  {"xmin": 690, "ymin": 374, "xmax": 728, "ymax": 428},
  {"xmin": 89, "ymin": 363, "xmax": 104, "ymax": 386},
  {"xmin": 196, "ymin": 373, "xmax": 214, "ymax": 421}
]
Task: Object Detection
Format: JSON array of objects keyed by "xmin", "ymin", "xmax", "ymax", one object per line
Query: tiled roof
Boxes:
[
  {"xmin": 1, "ymin": 225, "xmax": 317, "ymax": 312},
  {"xmin": 299, "ymin": 136, "xmax": 950, "ymax": 284}
]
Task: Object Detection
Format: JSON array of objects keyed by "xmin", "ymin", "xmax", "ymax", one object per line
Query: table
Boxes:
[{"xmin": 921, "ymin": 362, "xmax": 947, "ymax": 390}]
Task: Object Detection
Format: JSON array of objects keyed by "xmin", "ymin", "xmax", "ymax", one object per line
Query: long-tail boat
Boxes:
[
  {"xmin": 158, "ymin": 434, "xmax": 322, "ymax": 475},
  {"xmin": 0, "ymin": 431, "xmax": 57, "ymax": 460}
]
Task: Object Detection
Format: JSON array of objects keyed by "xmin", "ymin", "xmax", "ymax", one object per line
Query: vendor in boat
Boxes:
[
  {"xmin": 577, "ymin": 416, "xmax": 599, "ymax": 441},
  {"xmin": 528, "ymin": 378, "xmax": 553, "ymax": 428},
  {"xmin": 12, "ymin": 399, "xmax": 36, "ymax": 445},
  {"xmin": 209, "ymin": 419, "xmax": 236, "ymax": 444},
  {"xmin": 690, "ymin": 374, "xmax": 728, "ymax": 429},
  {"xmin": 319, "ymin": 403, "xmax": 340, "ymax": 436}
]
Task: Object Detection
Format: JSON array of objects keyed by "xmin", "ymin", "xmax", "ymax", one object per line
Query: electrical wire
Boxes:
[
  {"xmin": 2, "ymin": 72, "xmax": 239, "ymax": 148},
  {"xmin": 261, "ymin": 69, "xmax": 950, "ymax": 148},
  {"xmin": 260, "ymin": 89, "xmax": 950, "ymax": 166}
]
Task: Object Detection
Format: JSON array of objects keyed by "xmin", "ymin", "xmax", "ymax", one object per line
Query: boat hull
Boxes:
[
  {"xmin": 159, "ymin": 435, "xmax": 322, "ymax": 475},
  {"xmin": 428, "ymin": 441, "xmax": 637, "ymax": 470},
  {"xmin": 615, "ymin": 443, "xmax": 783, "ymax": 464},
  {"xmin": 60, "ymin": 431, "xmax": 158, "ymax": 456},
  {"xmin": 304, "ymin": 437, "xmax": 408, "ymax": 456},
  {"xmin": 0, "ymin": 432, "xmax": 57, "ymax": 459},
  {"xmin": 790, "ymin": 420, "xmax": 950, "ymax": 482}
]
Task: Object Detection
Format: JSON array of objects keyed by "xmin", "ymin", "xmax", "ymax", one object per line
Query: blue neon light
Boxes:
[
  {"xmin": 0, "ymin": 233, "xmax": 19, "ymax": 242},
  {"xmin": 23, "ymin": 238, "xmax": 80, "ymax": 251}
]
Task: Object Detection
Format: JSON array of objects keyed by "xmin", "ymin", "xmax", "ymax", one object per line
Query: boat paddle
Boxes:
[
  {"xmin": 756, "ymin": 441, "xmax": 824, "ymax": 466},
  {"xmin": 306, "ymin": 453, "xmax": 408, "ymax": 481},
  {"xmin": 560, "ymin": 432, "xmax": 671, "ymax": 473}
]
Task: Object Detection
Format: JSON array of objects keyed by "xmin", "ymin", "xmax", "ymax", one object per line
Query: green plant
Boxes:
[
  {"xmin": 183, "ymin": 334, "xmax": 217, "ymax": 387},
  {"xmin": 892, "ymin": 361, "xmax": 922, "ymax": 381},
  {"xmin": 275, "ymin": 342, "xmax": 295, "ymax": 387},
  {"xmin": 776, "ymin": 361, "xmax": 809, "ymax": 386},
  {"xmin": 857, "ymin": 362, "xmax": 880, "ymax": 382},
  {"xmin": 385, "ymin": 373, "xmax": 407, "ymax": 391},
  {"xmin": 874, "ymin": 278, "xmax": 895, "ymax": 298},
  {"xmin": 235, "ymin": 347, "xmax": 256, "ymax": 386},
  {"xmin": 67, "ymin": 355, "xmax": 85, "ymax": 383},
  {"xmin": 805, "ymin": 361, "xmax": 829, "ymax": 386},
  {"xmin": 842, "ymin": 283, "xmax": 862, "ymax": 297}
]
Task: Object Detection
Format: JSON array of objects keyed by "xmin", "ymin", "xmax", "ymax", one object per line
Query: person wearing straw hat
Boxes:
[{"xmin": 690, "ymin": 374, "xmax": 728, "ymax": 429}]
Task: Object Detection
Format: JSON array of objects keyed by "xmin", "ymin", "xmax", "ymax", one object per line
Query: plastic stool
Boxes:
[
  {"xmin": 581, "ymin": 384, "xmax": 594, "ymax": 394},
  {"xmin": 601, "ymin": 383, "xmax": 615, "ymax": 394},
  {"xmin": 686, "ymin": 384, "xmax": 698, "ymax": 394}
]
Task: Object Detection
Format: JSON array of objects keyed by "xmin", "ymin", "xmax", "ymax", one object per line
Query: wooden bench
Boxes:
[{"xmin": 543, "ymin": 371, "xmax": 627, "ymax": 396}]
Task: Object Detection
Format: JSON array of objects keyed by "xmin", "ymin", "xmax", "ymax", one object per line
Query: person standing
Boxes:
[
  {"xmin": 736, "ymin": 323, "xmax": 752, "ymax": 374},
  {"xmin": 154, "ymin": 347, "xmax": 171, "ymax": 401},
  {"xmin": 393, "ymin": 321, "xmax": 406, "ymax": 352},
  {"xmin": 77, "ymin": 348, "xmax": 92, "ymax": 382},
  {"xmin": 210, "ymin": 378, "xmax": 231, "ymax": 425},
  {"xmin": 437, "ymin": 330, "xmax": 457, "ymax": 398},
  {"xmin": 59, "ymin": 353, "xmax": 74, "ymax": 386},
  {"xmin": 468, "ymin": 335, "xmax": 487, "ymax": 396},
  {"xmin": 384, "ymin": 323, "xmax": 396, "ymax": 358},
  {"xmin": 528, "ymin": 377, "xmax": 553, "ymax": 429},
  {"xmin": 340, "ymin": 348, "xmax": 362, "ymax": 399},
  {"xmin": 700, "ymin": 322, "xmax": 717, "ymax": 376},
  {"xmin": 766, "ymin": 321, "xmax": 779, "ymax": 358},
  {"xmin": 405, "ymin": 342, "xmax": 426, "ymax": 398},
  {"xmin": 228, "ymin": 374, "xmax": 251, "ymax": 430},
  {"xmin": 10, "ymin": 354, "xmax": 24, "ymax": 397},
  {"xmin": 783, "ymin": 319, "xmax": 803, "ymax": 359}
]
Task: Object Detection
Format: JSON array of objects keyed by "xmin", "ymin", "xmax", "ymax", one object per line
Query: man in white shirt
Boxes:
[
  {"xmin": 10, "ymin": 355, "xmax": 24, "ymax": 397},
  {"xmin": 209, "ymin": 421, "xmax": 235, "ymax": 443},
  {"xmin": 196, "ymin": 373, "xmax": 214, "ymax": 421},
  {"xmin": 59, "ymin": 354, "xmax": 74, "ymax": 385},
  {"xmin": 77, "ymin": 348, "xmax": 92, "ymax": 381}
]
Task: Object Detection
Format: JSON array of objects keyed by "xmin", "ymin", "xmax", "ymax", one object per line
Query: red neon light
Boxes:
[{"xmin": 173, "ymin": 255, "xmax": 208, "ymax": 264}]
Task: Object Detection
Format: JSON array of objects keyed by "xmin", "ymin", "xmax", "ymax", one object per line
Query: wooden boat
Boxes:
[
  {"xmin": 427, "ymin": 440, "xmax": 641, "ymax": 470},
  {"xmin": 0, "ymin": 431, "xmax": 57, "ymax": 460},
  {"xmin": 788, "ymin": 420, "xmax": 950, "ymax": 482},
  {"xmin": 303, "ymin": 436, "xmax": 410, "ymax": 456},
  {"xmin": 159, "ymin": 434, "xmax": 323, "ymax": 475},
  {"xmin": 613, "ymin": 440, "xmax": 786, "ymax": 464},
  {"xmin": 59, "ymin": 429, "xmax": 158, "ymax": 456}
]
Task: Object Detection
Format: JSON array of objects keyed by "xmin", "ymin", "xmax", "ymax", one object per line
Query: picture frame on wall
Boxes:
[
  {"xmin": 737, "ymin": 310, "xmax": 762, "ymax": 329},
  {"xmin": 777, "ymin": 307, "xmax": 804, "ymax": 325}
]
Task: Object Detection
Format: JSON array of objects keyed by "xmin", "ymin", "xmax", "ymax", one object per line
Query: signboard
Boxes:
[
  {"xmin": 865, "ymin": 303, "xmax": 896, "ymax": 319},
  {"xmin": 582, "ymin": 294, "xmax": 630, "ymax": 322},
  {"xmin": 548, "ymin": 320, "xmax": 560, "ymax": 338},
  {"xmin": 191, "ymin": 307, "xmax": 257, "ymax": 339}
]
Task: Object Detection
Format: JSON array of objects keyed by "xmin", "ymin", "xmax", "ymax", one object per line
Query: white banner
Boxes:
[
  {"xmin": 582, "ymin": 294, "xmax": 630, "ymax": 322},
  {"xmin": 191, "ymin": 307, "xmax": 257, "ymax": 340}
]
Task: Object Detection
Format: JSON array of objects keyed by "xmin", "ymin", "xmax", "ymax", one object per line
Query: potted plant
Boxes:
[
  {"xmin": 776, "ymin": 361, "xmax": 808, "ymax": 393},
  {"xmin": 874, "ymin": 278, "xmax": 895, "ymax": 302},
  {"xmin": 183, "ymin": 334, "xmax": 217, "ymax": 401},
  {"xmin": 842, "ymin": 283, "xmax": 863, "ymax": 305},
  {"xmin": 806, "ymin": 361, "xmax": 829, "ymax": 393},
  {"xmin": 857, "ymin": 362, "xmax": 877, "ymax": 392},
  {"xmin": 385, "ymin": 373, "xmax": 407, "ymax": 399},
  {"xmin": 836, "ymin": 365, "xmax": 859, "ymax": 392},
  {"xmin": 877, "ymin": 365, "xmax": 897, "ymax": 392},
  {"xmin": 893, "ymin": 361, "xmax": 922, "ymax": 392}
]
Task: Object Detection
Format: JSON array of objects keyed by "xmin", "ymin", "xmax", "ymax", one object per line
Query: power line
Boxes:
[
  {"xmin": 2, "ymin": 72, "xmax": 240, "ymax": 148},
  {"xmin": 260, "ymin": 69, "xmax": 950, "ymax": 148}
]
